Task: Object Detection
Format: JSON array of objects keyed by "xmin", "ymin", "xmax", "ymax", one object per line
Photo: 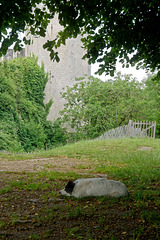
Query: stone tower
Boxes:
[{"xmin": 25, "ymin": 16, "xmax": 91, "ymax": 121}]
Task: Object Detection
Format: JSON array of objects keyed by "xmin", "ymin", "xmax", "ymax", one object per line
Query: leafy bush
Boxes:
[
  {"xmin": 0, "ymin": 57, "xmax": 67, "ymax": 152},
  {"xmin": 60, "ymin": 73, "xmax": 159, "ymax": 139},
  {"xmin": 43, "ymin": 119, "xmax": 67, "ymax": 149}
]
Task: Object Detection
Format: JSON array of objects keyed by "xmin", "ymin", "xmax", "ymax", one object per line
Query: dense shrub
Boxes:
[{"xmin": 0, "ymin": 57, "xmax": 67, "ymax": 152}]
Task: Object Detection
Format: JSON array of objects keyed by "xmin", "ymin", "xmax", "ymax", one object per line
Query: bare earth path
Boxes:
[{"xmin": 0, "ymin": 157, "xmax": 96, "ymax": 173}]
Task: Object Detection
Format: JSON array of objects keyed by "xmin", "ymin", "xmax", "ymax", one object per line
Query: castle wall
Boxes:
[
  {"xmin": 1, "ymin": 48, "xmax": 25, "ymax": 61},
  {"xmin": 25, "ymin": 16, "xmax": 91, "ymax": 121}
]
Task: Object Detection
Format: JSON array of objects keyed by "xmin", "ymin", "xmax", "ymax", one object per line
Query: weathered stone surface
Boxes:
[{"xmin": 26, "ymin": 16, "xmax": 91, "ymax": 121}]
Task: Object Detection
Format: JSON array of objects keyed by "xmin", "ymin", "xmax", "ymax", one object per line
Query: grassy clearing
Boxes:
[{"xmin": 0, "ymin": 138, "xmax": 160, "ymax": 239}]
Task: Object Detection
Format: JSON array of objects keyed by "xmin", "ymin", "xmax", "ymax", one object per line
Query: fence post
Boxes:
[
  {"xmin": 153, "ymin": 121, "xmax": 156, "ymax": 139},
  {"xmin": 128, "ymin": 120, "xmax": 133, "ymax": 137},
  {"xmin": 128, "ymin": 120, "xmax": 133, "ymax": 127}
]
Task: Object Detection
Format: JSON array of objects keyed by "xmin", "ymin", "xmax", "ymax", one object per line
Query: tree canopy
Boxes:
[
  {"xmin": 0, "ymin": 0, "xmax": 160, "ymax": 75},
  {"xmin": 60, "ymin": 74, "xmax": 159, "ymax": 139}
]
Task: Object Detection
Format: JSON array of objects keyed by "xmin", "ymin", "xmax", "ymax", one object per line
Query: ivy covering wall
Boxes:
[{"xmin": 0, "ymin": 57, "xmax": 67, "ymax": 152}]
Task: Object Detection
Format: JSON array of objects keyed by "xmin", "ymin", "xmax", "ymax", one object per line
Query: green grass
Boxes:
[
  {"xmin": 1, "ymin": 138, "xmax": 160, "ymax": 191},
  {"xmin": 0, "ymin": 138, "xmax": 160, "ymax": 239},
  {"xmin": 1, "ymin": 138, "xmax": 160, "ymax": 184},
  {"xmin": 0, "ymin": 186, "xmax": 12, "ymax": 194},
  {"xmin": 1, "ymin": 138, "xmax": 160, "ymax": 161}
]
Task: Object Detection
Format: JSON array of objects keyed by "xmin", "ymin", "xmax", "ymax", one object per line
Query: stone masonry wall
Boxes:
[{"xmin": 25, "ymin": 16, "xmax": 91, "ymax": 121}]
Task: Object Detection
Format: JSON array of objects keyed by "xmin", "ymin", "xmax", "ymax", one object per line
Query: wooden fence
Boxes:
[
  {"xmin": 128, "ymin": 120, "xmax": 156, "ymax": 139},
  {"xmin": 97, "ymin": 120, "xmax": 156, "ymax": 140}
]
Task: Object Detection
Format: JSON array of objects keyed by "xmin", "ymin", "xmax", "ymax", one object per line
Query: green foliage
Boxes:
[
  {"xmin": 143, "ymin": 75, "xmax": 160, "ymax": 136},
  {"xmin": 60, "ymin": 73, "xmax": 157, "ymax": 139},
  {"xmin": 0, "ymin": 120, "xmax": 22, "ymax": 152},
  {"xmin": 43, "ymin": 119, "xmax": 67, "ymax": 149},
  {"xmin": 0, "ymin": 57, "xmax": 67, "ymax": 152},
  {"xmin": 0, "ymin": 1, "xmax": 160, "ymax": 76},
  {"xmin": 18, "ymin": 121, "xmax": 46, "ymax": 152},
  {"xmin": 0, "ymin": 1, "xmax": 50, "ymax": 56}
]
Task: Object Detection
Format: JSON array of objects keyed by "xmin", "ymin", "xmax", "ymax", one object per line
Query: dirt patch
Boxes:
[
  {"xmin": 0, "ymin": 157, "xmax": 95, "ymax": 173},
  {"xmin": 137, "ymin": 146, "xmax": 154, "ymax": 151}
]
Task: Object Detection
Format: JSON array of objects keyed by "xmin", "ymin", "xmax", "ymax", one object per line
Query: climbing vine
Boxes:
[{"xmin": 0, "ymin": 57, "xmax": 67, "ymax": 152}]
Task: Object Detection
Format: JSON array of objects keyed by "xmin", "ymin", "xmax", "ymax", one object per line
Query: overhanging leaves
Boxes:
[{"xmin": 0, "ymin": 0, "xmax": 160, "ymax": 75}]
